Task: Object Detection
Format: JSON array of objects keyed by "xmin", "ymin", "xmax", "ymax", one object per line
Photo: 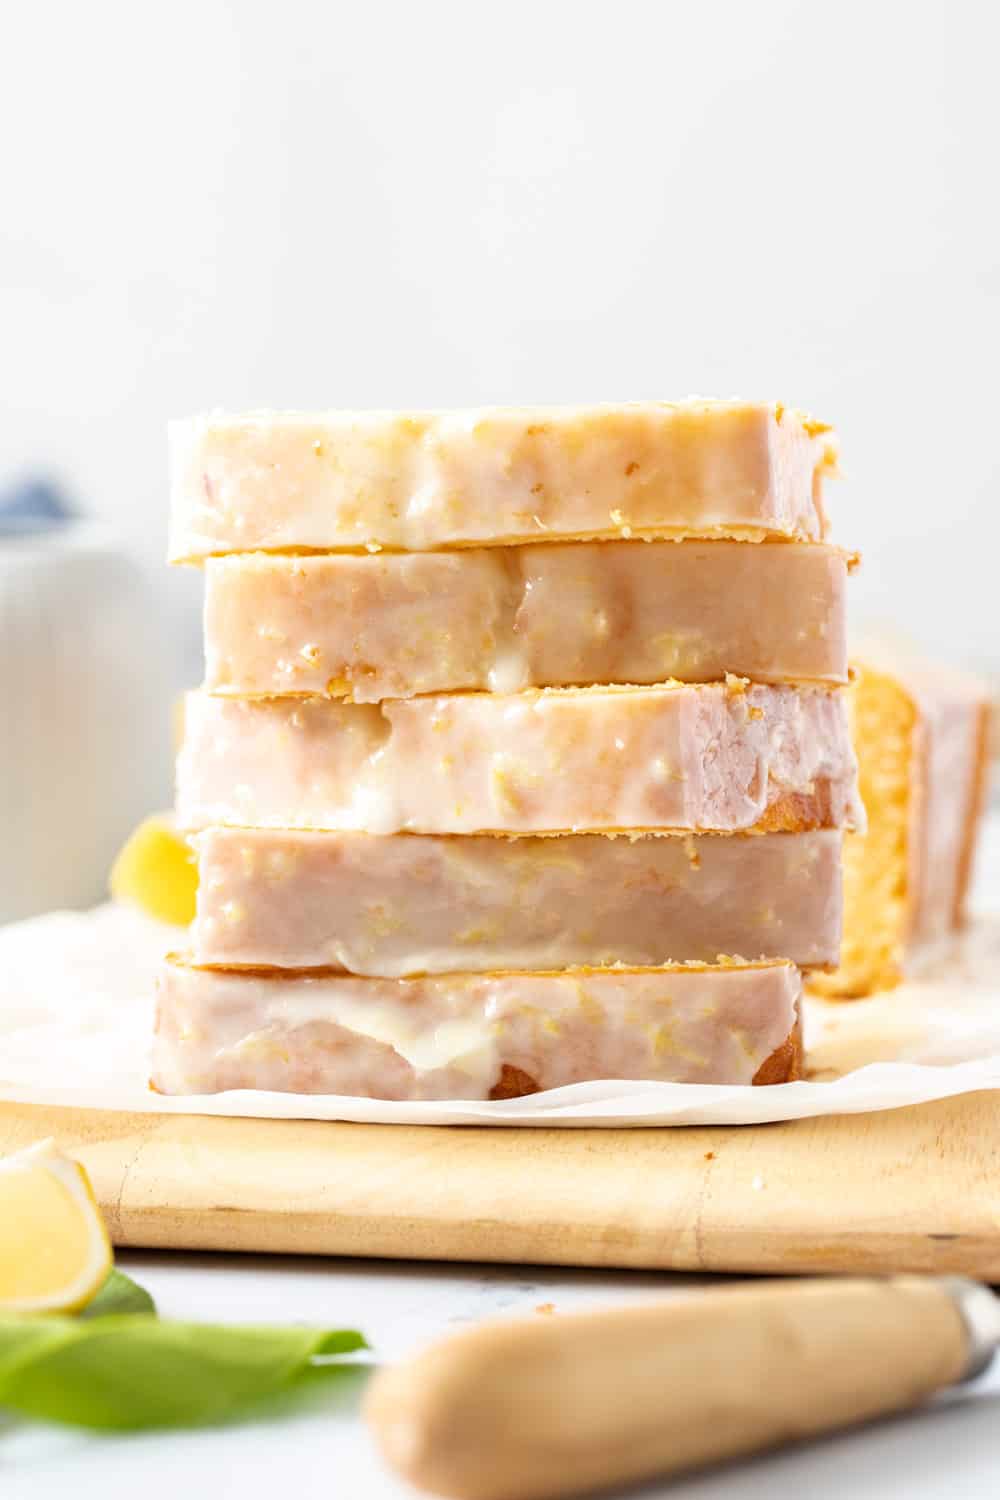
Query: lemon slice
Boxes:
[
  {"xmin": 110, "ymin": 813, "xmax": 198, "ymax": 927},
  {"xmin": 0, "ymin": 1139, "xmax": 113, "ymax": 1313}
]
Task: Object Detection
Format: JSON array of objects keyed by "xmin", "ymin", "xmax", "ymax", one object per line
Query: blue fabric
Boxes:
[{"xmin": 0, "ymin": 478, "xmax": 75, "ymax": 535}]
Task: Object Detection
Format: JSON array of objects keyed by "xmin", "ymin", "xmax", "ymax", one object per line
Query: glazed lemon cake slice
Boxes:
[
  {"xmin": 189, "ymin": 827, "xmax": 842, "ymax": 976},
  {"xmin": 178, "ymin": 681, "xmax": 863, "ymax": 838},
  {"xmin": 169, "ymin": 401, "xmax": 836, "ymax": 560},
  {"xmin": 153, "ymin": 958, "xmax": 804, "ymax": 1098},
  {"xmin": 202, "ymin": 540, "xmax": 851, "ymax": 700}
]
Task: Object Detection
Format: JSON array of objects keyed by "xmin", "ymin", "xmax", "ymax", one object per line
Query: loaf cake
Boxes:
[
  {"xmin": 155, "ymin": 398, "xmax": 857, "ymax": 1099},
  {"xmin": 811, "ymin": 655, "xmax": 991, "ymax": 998}
]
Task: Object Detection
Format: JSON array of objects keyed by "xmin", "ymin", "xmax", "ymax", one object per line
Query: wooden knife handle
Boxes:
[{"xmin": 364, "ymin": 1276, "xmax": 972, "ymax": 1500}]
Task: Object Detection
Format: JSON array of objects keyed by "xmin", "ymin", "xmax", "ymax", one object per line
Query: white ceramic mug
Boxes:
[{"xmin": 0, "ymin": 522, "xmax": 175, "ymax": 923}]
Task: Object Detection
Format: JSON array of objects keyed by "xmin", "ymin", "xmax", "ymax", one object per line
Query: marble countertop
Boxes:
[{"xmin": 10, "ymin": 1249, "xmax": 1000, "ymax": 1500}]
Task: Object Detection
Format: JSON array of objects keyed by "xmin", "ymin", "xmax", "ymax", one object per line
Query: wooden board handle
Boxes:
[{"xmin": 364, "ymin": 1276, "xmax": 972, "ymax": 1500}]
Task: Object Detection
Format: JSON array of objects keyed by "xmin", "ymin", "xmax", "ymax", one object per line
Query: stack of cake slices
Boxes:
[{"xmin": 154, "ymin": 400, "xmax": 863, "ymax": 1100}]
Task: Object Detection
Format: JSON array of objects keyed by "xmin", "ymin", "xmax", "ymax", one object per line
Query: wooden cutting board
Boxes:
[{"xmin": 2, "ymin": 1093, "xmax": 998, "ymax": 1278}]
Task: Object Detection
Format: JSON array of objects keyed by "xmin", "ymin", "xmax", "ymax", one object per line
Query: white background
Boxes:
[
  {"xmin": 1, "ymin": 0, "xmax": 998, "ymax": 910},
  {"xmin": 3, "ymin": 0, "xmax": 999, "ymax": 655}
]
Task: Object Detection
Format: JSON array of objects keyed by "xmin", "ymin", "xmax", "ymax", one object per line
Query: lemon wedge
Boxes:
[
  {"xmin": 0, "ymin": 1139, "xmax": 113, "ymax": 1313},
  {"xmin": 110, "ymin": 813, "xmax": 198, "ymax": 927}
]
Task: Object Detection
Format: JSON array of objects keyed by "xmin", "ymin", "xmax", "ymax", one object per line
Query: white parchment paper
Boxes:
[{"xmin": 2, "ymin": 899, "xmax": 1000, "ymax": 1127}]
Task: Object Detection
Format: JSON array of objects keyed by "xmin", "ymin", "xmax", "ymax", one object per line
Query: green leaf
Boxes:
[
  {"xmin": 0, "ymin": 1319, "xmax": 77, "ymax": 1377},
  {"xmin": 0, "ymin": 1316, "xmax": 366, "ymax": 1429},
  {"xmin": 81, "ymin": 1268, "xmax": 157, "ymax": 1320}
]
